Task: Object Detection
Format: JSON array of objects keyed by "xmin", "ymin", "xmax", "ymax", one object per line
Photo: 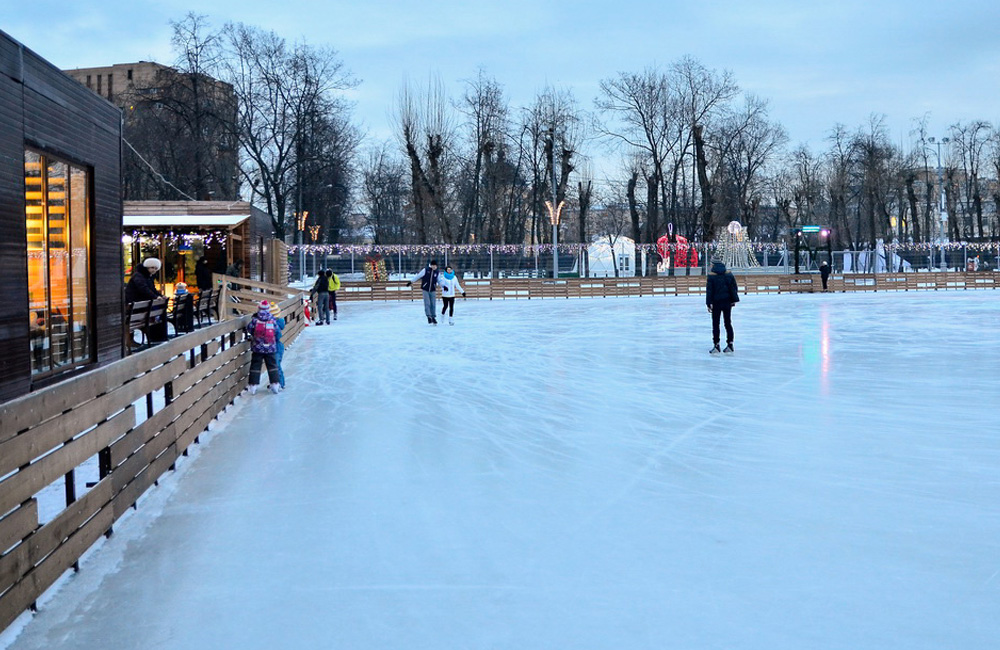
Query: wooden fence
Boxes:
[
  {"xmin": 336, "ymin": 272, "xmax": 999, "ymax": 302},
  {"xmin": 0, "ymin": 289, "xmax": 306, "ymax": 633}
]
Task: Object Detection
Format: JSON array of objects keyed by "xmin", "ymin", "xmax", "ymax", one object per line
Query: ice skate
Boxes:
[
  {"xmin": 268, "ymin": 383, "xmax": 280, "ymax": 394},
  {"xmin": 449, "ymin": 317, "xmax": 454, "ymax": 326},
  {"xmin": 723, "ymin": 343, "xmax": 734, "ymax": 354},
  {"xmin": 431, "ymin": 317, "xmax": 438, "ymax": 325},
  {"xmin": 249, "ymin": 384, "xmax": 258, "ymax": 395},
  {"xmin": 709, "ymin": 345, "xmax": 721, "ymax": 355}
]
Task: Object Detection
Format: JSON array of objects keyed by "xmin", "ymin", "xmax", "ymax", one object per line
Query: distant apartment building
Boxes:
[{"xmin": 64, "ymin": 61, "xmax": 240, "ymax": 202}]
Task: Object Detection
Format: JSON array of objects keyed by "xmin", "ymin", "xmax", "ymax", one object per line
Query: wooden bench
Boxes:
[{"xmin": 125, "ymin": 300, "xmax": 151, "ymax": 352}]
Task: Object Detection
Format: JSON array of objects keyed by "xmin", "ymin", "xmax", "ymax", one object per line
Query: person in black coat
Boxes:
[
  {"xmin": 705, "ymin": 260, "xmax": 740, "ymax": 354},
  {"xmin": 195, "ymin": 257, "xmax": 214, "ymax": 292},
  {"xmin": 126, "ymin": 257, "xmax": 168, "ymax": 342},
  {"xmin": 126, "ymin": 258, "xmax": 163, "ymax": 303},
  {"xmin": 819, "ymin": 261, "xmax": 831, "ymax": 291}
]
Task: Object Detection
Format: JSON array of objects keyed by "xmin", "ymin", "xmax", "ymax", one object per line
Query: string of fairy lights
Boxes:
[
  {"xmin": 122, "ymin": 230, "xmax": 231, "ymax": 247},
  {"xmin": 288, "ymin": 241, "xmax": 1000, "ymax": 256}
]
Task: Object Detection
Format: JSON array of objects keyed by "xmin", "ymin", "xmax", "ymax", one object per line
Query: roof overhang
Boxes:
[{"xmin": 123, "ymin": 214, "xmax": 250, "ymax": 229}]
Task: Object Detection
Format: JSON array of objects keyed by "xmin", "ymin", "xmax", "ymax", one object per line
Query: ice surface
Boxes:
[{"xmin": 4, "ymin": 292, "xmax": 999, "ymax": 649}]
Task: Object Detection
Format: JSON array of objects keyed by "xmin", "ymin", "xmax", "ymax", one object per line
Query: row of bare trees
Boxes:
[
  {"xmin": 361, "ymin": 58, "xmax": 1000, "ymax": 252},
  {"xmin": 133, "ymin": 16, "xmax": 1000, "ymax": 251}
]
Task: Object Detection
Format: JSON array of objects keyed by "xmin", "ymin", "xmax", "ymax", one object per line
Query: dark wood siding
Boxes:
[{"xmin": 0, "ymin": 30, "xmax": 122, "ymax": 403}]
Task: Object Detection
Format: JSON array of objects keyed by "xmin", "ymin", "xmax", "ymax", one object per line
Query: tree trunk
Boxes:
[
  {"xmin": 906, "ymin": 175, "xmax": 920, "ymax": 242},
  {"xmin": 693, "ymin": 124, "xmax": 714, "ymax": 239}
]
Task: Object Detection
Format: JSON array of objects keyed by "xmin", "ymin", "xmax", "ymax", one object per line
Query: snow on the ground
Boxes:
[{"xmin": 4, "ymin": 291, "xmax": 999, "ymax": 649}]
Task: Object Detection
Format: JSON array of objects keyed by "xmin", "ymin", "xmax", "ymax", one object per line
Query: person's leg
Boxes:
[
  {"xmin": 423, "ymin": 291, "xmax": 434, "ymax": 319},
  {"xmin": 275, "ymin": 345, "xmax": 285, "ymax": 387},
  {"xmin": 711, "ymin": 304, "xmax": 722, "ymax": 346},
  {"xmin": 429, "ymin": 291, "xmax": 437, "ymax": 321},
  {"xmin": 264, "ymin": 353, "xmax": 280, "ymax": 385},
  {"xmin": 330, "ymin": 292, "xmax": 337, "ymax": 318},
  {"xmin": 249, "ymin": 352, "xmax": 264, "ymax": 385},
  {"xmin": 722, "ymin": 303, "xmax": 734, "ymax": 347},
  {"xmin": 316, "ymin": 292, "xmax": 330, "ymax": 323}
]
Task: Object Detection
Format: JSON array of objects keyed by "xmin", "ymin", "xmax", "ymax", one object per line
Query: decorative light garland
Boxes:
[
  {"xmin": 122, "ymin": 229, "xmax": 230, "ymax": 247},
  {"xmin": 287, "ymin": 241, "xmax": 1000, "ymax": 256}
]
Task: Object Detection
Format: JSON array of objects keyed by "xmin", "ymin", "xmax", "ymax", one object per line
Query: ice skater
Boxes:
[
  {"xmin": 438, "ymin": 265, "xmax": 466, "ymax": 325},
  {"xmin": 820, "ymin": 261, "xmax": 831, "ymax": 291},
  {"xmin": 246, "ymin": 300, "xmax": 282, "ymax": 394},
  {"xmin": 406, "ymin": 260, "xmax": 441, "ymax": 324},
  {"xmin": 706, "ymin": 260, "xmax": 740, "ymax": 354},
  {"xmin": 310, "ymin": 269, "xmax": 330, "ymax": 325}
]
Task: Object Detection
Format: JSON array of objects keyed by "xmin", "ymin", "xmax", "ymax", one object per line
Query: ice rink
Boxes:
[{"xmin": 4, "ymin": 291, "xmax": 999, "ymax": 649}]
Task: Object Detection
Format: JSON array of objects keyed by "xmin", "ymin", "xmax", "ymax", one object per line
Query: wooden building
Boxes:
[
  {"xmin": 123, "ymin": 201, "xmax": 282, "ymax": 290},
  {"xmin": 0, "ymin": 30, "xmax": 123, "ymax": 402}
]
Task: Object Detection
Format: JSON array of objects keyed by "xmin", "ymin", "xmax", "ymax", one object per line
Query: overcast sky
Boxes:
[{"xmin": 3, "ymin": 0, "xmax": 998, "ymax": 174}]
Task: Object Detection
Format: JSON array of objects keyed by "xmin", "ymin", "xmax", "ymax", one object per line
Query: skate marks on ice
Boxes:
[{"xmin": 4, "ymin": 292, "xmax": 1000, "ymax": 650}]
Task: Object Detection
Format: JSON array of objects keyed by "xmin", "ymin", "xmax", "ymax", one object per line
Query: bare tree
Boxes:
[
  {"xmin": 123, "ymin": 13, "xmax": 237, "ymax": 201},
  {"xmin": 222, "ymin": 22, "xmax": 356, "ymax": 239},
  {"xmin": 950, "ymin": 120, "xmax": 992, "ymax": 238},
  {"xmin": 397, "ymin": 77, "xmax": 457, "ymax": 243},
  {"xmin": 360, "ymin": 143, "xmax": 409, "ymax": 244}
]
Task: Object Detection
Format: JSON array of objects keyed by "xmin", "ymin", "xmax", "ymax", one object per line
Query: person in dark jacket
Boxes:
[
  {"xmin": 126, "ymin": 258, "xmax": 167, "ymax": 342},
  {"xmin": 819, "ymin": 261, "xmax": 831, "ymax": 291},
  {"xmin": 706, "ymin": 260, "xmax": 740, "ymax": 354},
  {"xmin": 406, "ymin": 260, "xmax": 441, "ymax": 324},
  {"xmin": 310, "ymin": 270, "xmax": 330, "ymax": 325},
  {"xmin": 195, "ymin": 257, "xmax": 214, "ymax": 292},
  {"xmin": 125, "ymin": 257, "xmax": 162, "ymax": 303}
]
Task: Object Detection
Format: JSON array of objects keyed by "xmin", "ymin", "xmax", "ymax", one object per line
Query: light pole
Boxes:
[
  {"xmin": 296, "ymin": 210, "xmax": 309, "ymax": 282},
  {"xmin": 546, "ymin": 126, "xmax": 562, "ymax": 279},
  {"xmin": 928, "ymin": 136, "xmax": 950, "ymax": 269},
  {"xmin": 546, "ymin": 199, "xmax": 565, "ymax": 279}
]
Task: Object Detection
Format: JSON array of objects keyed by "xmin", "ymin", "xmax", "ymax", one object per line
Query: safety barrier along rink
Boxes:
[
  {"xmin": 336, "ymin": 272, "xmax": 999, "ymax": 301},
  {"xmin": 0, "ymin": 292, "xmax": 307, "ymax": 635}
]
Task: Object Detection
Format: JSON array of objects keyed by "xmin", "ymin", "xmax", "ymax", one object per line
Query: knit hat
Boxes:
[
  {"xmin": 269, "ymin": 301, "xmax": 281, "ymax": 317},
  {"xmin": 258, "ymin": 300, "xmax": 271, "ymax": 312},
  {"xmin": 142, "ymin": 258, "xmax": 162, "ymax": 272}
]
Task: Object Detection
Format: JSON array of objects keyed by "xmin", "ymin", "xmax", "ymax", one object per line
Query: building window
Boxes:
[
  {"xmin": 107, "ymin": 74, "xmax": 113, "ymax": 100},
  {"xmin": 127, "ymin": 69, "xmax": 133, "ymax": 81},
  {"xmin": 25, "ymin": 150, "xmax": 93, "ymax": 376},
  {"xmin": 85, "ymin": 74, "xmax": 91, "ymax": 89},
  {"xmin": 96, "ymin": 75, "xmax": 101, "ymax": 95}
]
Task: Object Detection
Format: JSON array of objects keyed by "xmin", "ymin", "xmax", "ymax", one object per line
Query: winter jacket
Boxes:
[
  {"xmin": 438, "ymin": 273, "xmax": 465, "ymax": 298},
  {"xmin": 705, "ymin": 261, "xmax": 740, "ymax": 306},
  {"xmin": 327, "ymin": 274, "xmax": 341, "ymax": 292},
  {"xmin": 820, "ymin": 264, "xmax": 831, "ymax": 280},
  {"xmin": 311, "ymin": 275, "xmax": 329, "ymax": 294},
  {"xmin": 246, "ymin": 311, "xmax": 279, "ymax": 354},
  {"xmin": 125, "ymin": 266, "xmax": 161, "ymax": 303},
  {"xmin": 410, "ymin": 266, "xmax": 440, "ymax": 292}
]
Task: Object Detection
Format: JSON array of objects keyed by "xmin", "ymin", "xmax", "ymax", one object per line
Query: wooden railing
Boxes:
[
  {"xmin": 214, "ymin": 273, "xmax": 306, "ymax": 319},
  {"xmin": 0, "ymin": 292, "xmax": 307, "ymax": 632},
  {"xmin": 336, "ymin": 272, "xmax": 999, "ymax": 302}
]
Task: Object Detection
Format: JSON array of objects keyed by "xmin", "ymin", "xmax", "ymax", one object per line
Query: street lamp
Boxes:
[
  {"xmin": 928, "ymin": 136, "xmax": 950, "ymax": 269},
  {"xmin": 546, "ymin": 199, "xmax": 565, "ymax": 279},
  {"xmin": 296, "ymin": 210, "xmax": 309, "ymax": 282}
]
